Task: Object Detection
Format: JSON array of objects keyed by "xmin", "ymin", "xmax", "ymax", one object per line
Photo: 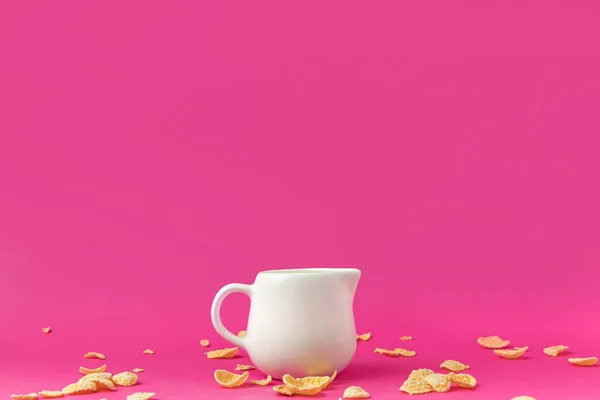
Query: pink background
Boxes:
[{"xmin": 1, "ymin": 1, "xmax": 599, "ymax": 399}]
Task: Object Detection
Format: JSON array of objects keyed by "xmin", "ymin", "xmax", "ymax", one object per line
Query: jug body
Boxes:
[{"xmin": 211, "ymin": 268, "xmax": 361, "ymax": 379}]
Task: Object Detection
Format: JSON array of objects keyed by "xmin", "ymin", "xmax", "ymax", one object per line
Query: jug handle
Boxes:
[{"xmin": 211, "ymin": 283, "xmax": 252, "ymax": 349}]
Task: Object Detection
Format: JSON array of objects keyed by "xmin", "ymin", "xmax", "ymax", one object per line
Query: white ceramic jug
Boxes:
[{"xmin": 211, "ymin": 268, "xmax": 361, "ymax": 379}]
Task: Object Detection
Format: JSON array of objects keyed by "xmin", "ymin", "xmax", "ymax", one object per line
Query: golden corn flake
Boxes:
[
  {"xmin": 126, "ymin": 393, "xmax": 156, "ymax": 400},
  {"xmin": 205, "ymin": 347, "xmax": 238, "ymax": 359},
  {"xmin": 408, "ymin": 368, "xmax": 435, "ymax": 381},
  {"xmin": 343, "ymin": 386, "xmax": 370, "ymax": 398},
  {"xmin": 78, "ymin": 372, "xmax": 112, "ymax": 383},
  {"xmin": 399, "ymin": 379, "xmax": 434, "ymax": 395},
  {"xmin": 132, "ymin": 368, "xmax": 145, "ymax": 373},
  {"xmin": 440, "ymin": 359, "xmax": 470, "ymax": 372},
  {"xmin": 238, "ymin": 330, "xmax": 247, "ymax": 338},
  {"xmin": 357, "ymin": 332, "xmax": 371, "ymax": 341},
  {"xmin": 79, "ymin": 364, "xmax": 107, "ymax": 374},
  {"xmin": 142, "ymin": 349, "xmax": 155, "ymax": 355},
  {"xmin": 568, "ymin": 357, "xmax": 598, "ymax": 366},
  {"xmin": 112, "ymin": 371, "xmax": 139, "ymax": 386},
  {"xmin": 544, "ymin": 345, "xmax": 569, "ymax": 357},
  {"xmin": 424, "ymin": 373, "xmax": 451, "ymax": 393},
  {"xmin": 235, "ymin": 364, "xmax": 255, "ymax": 371},
  {"xmin": 494, "ymin": 346, "xmax": 528, "ymax": 359},
  {"xmin": 83, "ymin": 352, "xmax": 106, "ymax": 360},
  {"xmin": 38, "ymin": 391, "xmax": 64, "ymax": 398},
  {"xmin": 477, "ymin": 335, "xmax": 510, "ymax": 349},
  {"xmin": 61, "ymin": 381, "xmax": 97, "ymax": 395},
  {"xmin": 511, "ymin": 397, "xmax": 536, "ymax": 400},
  {"xmin": 11, "ymin": 394, "xmax": 38, "ymax": 400},
  {"xmin": 281, "ymin": 374, "xmax": 326, "ymax": 395},
  {"xmin": 251, "ymin": 375, "xmax": 272, "ymax": 386},
  {"xmin": 400, "ymin": 336, "xmax": 412, "ymax": 341},
  {"xmin": 200, "ymin": 339, "xmax": 210, "ymax": 347},
  {"xmin": 88, "ymin": 378, "xmax": 115, "ymax": 391},
  {"xmin": 214, "ymin": 369, "xmax": 249, "ymax": 388},
  {"xmin": 374, "ymin": 347, "xmax": 415, "ymax": 357},
  {"xmin": 273, "ymin": 385, "xmax": 295, "ymax": 396},
  {"xmin": 449, "ymin": 372, "xmax": 477, "ymax": 388},
  {"xmin": 42, "ymin": 326, "xmax": 52, "ymax": 334}
]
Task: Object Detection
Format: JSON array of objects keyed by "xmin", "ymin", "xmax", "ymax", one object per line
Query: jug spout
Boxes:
[{"xmin": 338, "ymin": 268, "xmax": 361, "ymax": 296}]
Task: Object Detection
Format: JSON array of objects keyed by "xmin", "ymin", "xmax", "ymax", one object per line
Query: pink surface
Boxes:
[{"xmin": 1, "ymin": 1, "xmax": 600, "ymax": 399}]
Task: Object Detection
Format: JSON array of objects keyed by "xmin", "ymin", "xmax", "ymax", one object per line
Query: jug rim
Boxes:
[{"xmin": 258, "ymin": 267, "xmax": 360, "ymax": 275}]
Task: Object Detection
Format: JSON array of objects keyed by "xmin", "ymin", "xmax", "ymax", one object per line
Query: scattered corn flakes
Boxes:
[
  {"xmin": 343, "ymin": 386, "xmax": 370, "ymax": 398},
  {"xmin": 79, "ymin": 364, "xmax": 107, "ymax": 374},
  {"xmin": 78, "ymin": 372, "xmax": 112, "ymax": 383},
  {"xmin": 374, "ymin": 348, "xmax": 415, "ymax": 357},
  {"xmin": 238, "ymin": 330, "xmax": 247, "ymax": 338},
  {"xmin": 568, "ymin": 357, "xmax": 598, "ymax": 366},
  {"xmin": 126, "ymin": 393, "xmax": 156, "ymax": 400},
  {"xmin": 214, "ymin": 369, "xmax": 249, "ymax": 388},
  {"xmin": 494, "ymin": 346, "xmax": 528, "ymax": 359},
  {"xmin": 235, "ymin": 364, "xmax": 255, "ymax": 371},
  {"xmin": 408, "ymin": 368, "xmax": 434, "ymax": 381},
  {"xmin": 400, "ymin": 336, "xmax": 412, "ymax": 341},
  {"xmin": 273, "ymin": 385, "xmax": 295, "ymax": 396},
  {"xmin": 61, "ymin": 381, "xmax": 97, "ymax": 395},
  {"xmin": 357, "ymin": 332, "xmax": 371, "ymax": 341},
  {"xmin": 424, "ymin": 373, "xmax": 451, "ymax": 393},
  {"xmin": 83, "ymin": 352, "xmax": 106, "ymax": 360},
  {"xmin": 142, "ymin": 349, "xmax": 155, "ymax": 355},
  {"xmin": 477, "ymin": 335, "xmax": 510, "ymax": 349},
  {"xmin": 200, "ymin": 339, "xmax": 210, "ymax": 347},
  {"xmin": 132, "ymin": 368, "xmax": 145, "ymax": 373},
  {"xmin": 251, "ymin": 375, "xmax": 272, "ymax": 386},
  {"xmin": 42, "ymin": 326, "xmax": 52, "ymax": 334},
  {"xmin": 511, "ymin": 397, "xmax": 536, "ymax": 400},
  {"xmin": 38, "ymin": 391, "xmax": 64, "ymax": 398},
  {"xmin": 543, "ymin": 345, "xmax": 569, "ymax": 357},
  {"xmin": 399, "ymin": 379, "xmax": 434, "ymax": 395},
  {"xmin": 440, "ymin": 359, "xmax": 470, "ymax": 372},
  {"xmin": 449, "ymin": 372, "xmax": 477, "ymax": 388},
  {"xmin": 11, "ymin": 394, "xmax": 37, "ymax": 400},
  {"xmin": 205, "ymin": 347, "xmax": 238, "ymax": 359},
  {"xmin": 282, "ymin": 374, "xmax": 327, "ymax": 395},
  {"xmin": 112, "ymin": 371, "xmax": 139, "ymax": 387}
]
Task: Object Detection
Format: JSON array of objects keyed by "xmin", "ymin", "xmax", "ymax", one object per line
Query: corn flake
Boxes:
[
  {"xmin": 282, "ymin": 374, "xmax": 326, "ymax": 395},
  {"xmin": 88, "ymin": 378, "xmax": 115, "ymax": 391},
  {"xmin": 38, "ymin": 391, "xmax": 64, "ymax": 398},
  {"xmin": 42, "ymin": 326, "xmax": 52, "ymax": 334},
  {"xmin": 11, "ymin": 394, "xmax": 38, "ymax": 400},
  {"xmin": 543, "ymin": 345, "xmax": 569, "ymax": 357},
  {"xmin": 214, "ymin": 369, "xmax": 249, "ymax": 388},
  {"xmin": 399, "ymin": 379, "xmax": 434, "ymax": 395},
  {"xmin": 112, "ymin": 372, "xmax": 139, "ymax": 387},
  {"xmin": 424, "ymin": 373, "xmax": 451, "ymax": 392},
  {"xmin": 494, "ymin": 346, "xmax": 528, "ymax": 359},
  {"xmin": 400, "ymin": 336, "xmax": 412, "ymax": 341},
  {"xmin": 251, "ymin": 375, "xmax": 272, "ymax": 386},
  {"xmin": 374, "ymin": 347, "xmax": 415, "ymax": 357},
  {"xmin": 408, "ymin": 368, "xmax": 435, "ymax": 381},
  {"xmin": 142, "ymin": 349, "xmax": 155, "ymax": 355},
  {"xmin": 511, "ymin": 397, "xmax": 536, "ymax": 400},
  {"xmin": 440, "ymin": 359, "xmax": 470, "ymax": 372},
  {"xmin": 343, "ymin": 386, "xmax": 370, "ymax": 398},
  {"xmin": 449, "ymin": 372, "xmax": 477, "ymax": 388},
  {"xmin": 83, "ymin": 352, "xmax": 106, "ymax": 360},
  {"xmin": 568, "ymin": 357, "xmax": 598, "ymax": 366},
  {"xmin": 477, "ymin": 335, "xmax": 510, "ymax": 349},
  {"xmin": 61, "ymin": 381, "xmax": 97, "ymax": 395},
  {"xmin": 200, "ymin": 339, "xmax": 210, "ymax": 347},
  {"xmin": 132, "ymin": 368, "xmax": 145, "ymax": 373},
  {"xmin": 79, "ymin": 372, "xmax": 112, "ymax": 383},
  {"xmin": 205, "ymin": 347, "xmax": 238, "ymax": 359},
  {"xmin": 79, "ymin": 364, "xmax": 107, "ymax": 374},
  {"xmin": 273, "ymin": 385, "xmax": 295, "ymax": 396},
  {"xmin": 126, "ymin": 393, "xmax": 156, "ymax": 400},
  {"xmin": 235, "ymin": 364, "xmax": 255, "ymax": 371},
  {"xmin": 238, "ymin": 330, "xmax": 247, "ymax": 338},
  {"xmin": 357, "ymin": 332, "xmax": 371, "ymax": 341}
]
